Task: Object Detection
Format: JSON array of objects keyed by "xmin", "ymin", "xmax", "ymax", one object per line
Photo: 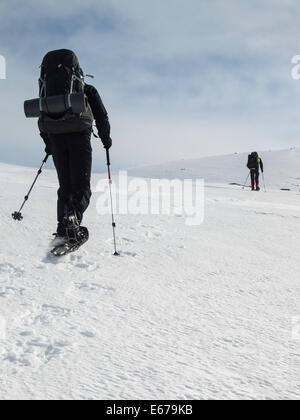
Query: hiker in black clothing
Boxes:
[
  {"xmin": 247, "ymin": 152, "xmax": 264, "ymax": 191},
  {"xmin": 38, "ymin": 50, "xmax": 112, "ymax": 240}
]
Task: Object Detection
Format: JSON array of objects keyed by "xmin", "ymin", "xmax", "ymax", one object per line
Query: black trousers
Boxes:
[
  {"xmin": 49, "ymin": 130, "xmax": 92, "ymax": 225},
  {"xmin": 250, "ymin": 168, "xmax": 259, "ymax": 186}
]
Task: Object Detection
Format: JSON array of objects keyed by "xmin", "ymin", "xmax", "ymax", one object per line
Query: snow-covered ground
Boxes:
[{"xmin": 0, "ymin": 149, "xmax": 300, "ymax": 400}]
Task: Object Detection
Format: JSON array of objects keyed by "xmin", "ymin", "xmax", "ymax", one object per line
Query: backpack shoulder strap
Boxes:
[
  {"xmin": 39, "ymin": 66, "xmax": 47, "ymax": 97},
  {"xmin": 70, "ymin": 69, "xmax": 85, "ymax": 93}
]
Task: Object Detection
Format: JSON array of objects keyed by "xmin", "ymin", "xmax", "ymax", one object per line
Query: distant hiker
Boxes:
[
  {"xmin": 38, "ymin": 49, "xmax": 112, "ymax": 242},
  {"xmin": 247, "ymin": 152, "xmax": 264, "ymax": 191}
]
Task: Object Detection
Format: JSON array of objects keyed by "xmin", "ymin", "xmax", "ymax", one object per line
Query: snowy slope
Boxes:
[
  {"xmin": 0, "ymin": 152, "xmax": 300, "ymax": 400},
  {"xmin": 128, "ymin": 148, "xmax": 300, "ymax": 191}
]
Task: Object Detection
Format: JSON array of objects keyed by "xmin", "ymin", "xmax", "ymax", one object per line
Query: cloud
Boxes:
[{"xmin": 0, "ymin": 0, "xmax": 300, "ymax": 171}]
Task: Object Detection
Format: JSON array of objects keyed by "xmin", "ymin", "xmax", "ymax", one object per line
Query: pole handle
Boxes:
[{"xmin": 106, "ymin": 149, "xmax": 110, "ymax": 167}]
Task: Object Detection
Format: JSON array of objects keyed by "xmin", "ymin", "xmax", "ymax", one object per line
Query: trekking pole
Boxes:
[
  {"xmin": 106, "ymin": 149, "xmax": 119, "ymax": 256},
  {"xmin": 242, "ymin": 172, "xmax": 250, "ymax": 190},
  {"xmin": 262, "ymin": 173, "xmax": 267, "ymax": 193},
  {"xmin": 12, "ymin": 154, "xmax": 50, "ymax": 221}
]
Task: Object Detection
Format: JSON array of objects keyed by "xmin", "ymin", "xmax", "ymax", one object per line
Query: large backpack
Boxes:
[
  {"xmin": 38, "ymin": 49, "xmax": 93, "ymax": 135},
  {"xmin": 247, "ymin": 152, "xmax": 259, "ymax": 169}
]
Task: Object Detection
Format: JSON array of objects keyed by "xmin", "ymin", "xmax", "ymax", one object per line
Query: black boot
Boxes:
[
  {"xmin": 57, "ymin": 222, "xmax": 66, "ymax": 238},
  {"xmin": 52, "ymin": 222, "xmax": 67, "ymax": 243},
  {"xmin": 63, "ymin": 209, "xmax": 81, "ymax": 243}
]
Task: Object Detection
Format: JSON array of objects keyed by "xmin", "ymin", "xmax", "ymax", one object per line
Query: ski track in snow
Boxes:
[{"xmin": 0, "ymin": 153, "xmax": 300, "ymax": 400}]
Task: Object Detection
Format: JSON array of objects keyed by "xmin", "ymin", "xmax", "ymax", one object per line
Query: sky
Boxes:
[{"xmin": 1, "ymin": 0, "xmax": 300, "ymax": 172}]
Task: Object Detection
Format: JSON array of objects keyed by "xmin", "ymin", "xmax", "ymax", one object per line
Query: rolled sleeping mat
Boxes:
[
  {"xmin": 24, "ymin": 98, "xmax": 41, "ymax": 118},
  {"xmin": 24, "ymin": 92, "xmax": 87, "ymax": 118},
  {"xmin": 44, "ymin": 94, "xmax": 68, "ymax": 114},
  {"xmin": 69, "ymin": 92, "xmax": 88, "ymax": 114}
]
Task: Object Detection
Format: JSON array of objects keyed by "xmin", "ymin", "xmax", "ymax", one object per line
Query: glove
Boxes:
[{"xmin": 101, "ymin": 137, "xmax": 112, "ymax": 150}]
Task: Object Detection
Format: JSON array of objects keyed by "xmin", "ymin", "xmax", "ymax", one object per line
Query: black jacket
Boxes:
[
  {"xmin": 84, "ymin": 84, "xmax": 111, "ymax": 142},
  {"xmin": 40, "ymin": 83, "xmax": 112, "ymax": 150}
]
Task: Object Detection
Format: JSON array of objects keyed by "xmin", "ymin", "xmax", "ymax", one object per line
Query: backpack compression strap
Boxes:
[{"xmin": 39, "ymin": 64, "xmax": 85, "ymax": 98}]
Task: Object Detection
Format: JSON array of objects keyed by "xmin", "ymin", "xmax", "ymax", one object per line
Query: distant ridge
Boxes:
[{"xmin": 128, "ymin": 148, "xmax": 300, "ymax": 191}]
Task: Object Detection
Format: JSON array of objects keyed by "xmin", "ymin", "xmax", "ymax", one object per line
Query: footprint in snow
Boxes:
[
  {"xmin": 121, "ymin": 237, "xmax": 135, "ymax": 243},
  {"xmin": 0, "ymin": 286, "xmax": 25, "ymax": 298},
  {"xmin": 75, "ymin": 262, "xmax": 98, "ymax": 271},
  {"xmin": 74, "ymin": 282, "xmax": 116, "ymax": 295},
  {"xmin": 20, "ymin": 331, "xmax": 32, "ymax": 337},
  {"xmin": 145, "ymin": 231, "xmax": 158, "ymax": 239},
  {"xmin": 4, "ymin": 340, "xmax": 66, "ymax": 368},
  {"xmin": 27, "ymin": 339, "xmax": 69, "ymax": 363},
  {"xmin": 119, "ymin": 251, "xmax": 137, "ymax": 257},
  {"xmin": 41, "ymin": 304, "xmax": 71, "ymax": 317},
  {"xmin": 0, "ymin": 263, "xmax": 24, "ymax": 277},
  {"xmin": 80, "ymin": 331, "xmax": 96, "ymax": 338}
]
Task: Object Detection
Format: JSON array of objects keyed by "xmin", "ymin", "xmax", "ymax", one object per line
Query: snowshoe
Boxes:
[
  {"xmin": 50, "ymin": 209, "xmax": 88, "ymax": 257},
  {"xmin": 51, "ymin": 226, "xmax": 89, "ymax": 257}
]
